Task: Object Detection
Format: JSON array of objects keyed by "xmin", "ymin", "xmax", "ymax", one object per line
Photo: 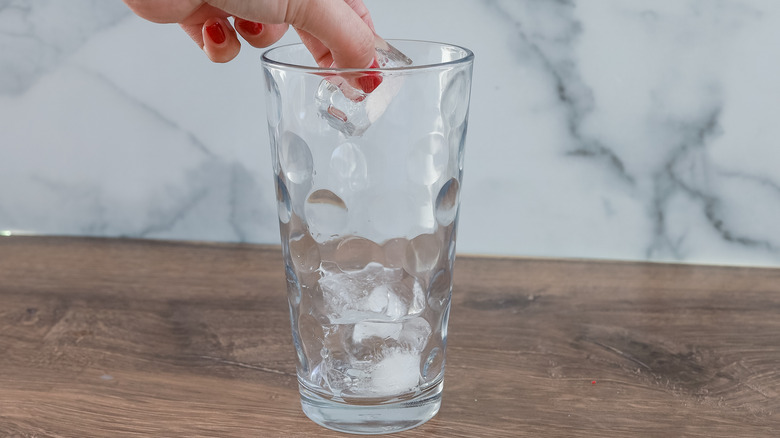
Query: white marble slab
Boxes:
[{"xmin": 1, "ymin": 0, "xmax": 779, "ymax": 266}]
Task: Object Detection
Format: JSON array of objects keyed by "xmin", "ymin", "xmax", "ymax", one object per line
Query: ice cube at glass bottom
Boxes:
[
  {"xmin": 315, "ymin": 37, "xmax": 412, "ymax": 137},
  {"xmin": 318, "ymin": 347, "xmax": 421, "ymax": 396},
  {"xmin": 365, "ymin": 349, "xmax": 421, "ymax": 396}
]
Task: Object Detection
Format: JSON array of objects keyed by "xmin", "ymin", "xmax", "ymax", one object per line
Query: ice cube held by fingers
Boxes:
[{"xmin": 315, "ymin": 36, "xmax": 412, "ymax": 137}]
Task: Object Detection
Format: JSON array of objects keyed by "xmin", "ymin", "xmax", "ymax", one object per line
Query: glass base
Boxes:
[{"xmin": 299, "ymin": 380, "xmax": 444, "ymax": 435}]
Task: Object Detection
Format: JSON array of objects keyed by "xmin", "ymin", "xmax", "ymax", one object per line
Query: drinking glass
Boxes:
[{"xmin": 261, "ymin": 39, "xmax": 473, "ymax": 434}]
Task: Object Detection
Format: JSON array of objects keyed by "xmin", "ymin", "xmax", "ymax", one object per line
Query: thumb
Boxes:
[{"xmin": 286, "ymin": 0, "xmax": 375, "ymax": 68}]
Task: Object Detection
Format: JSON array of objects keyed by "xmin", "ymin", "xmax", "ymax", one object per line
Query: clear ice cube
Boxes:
[
  {"xmin": 318, "ymin": 262, "xmax": 425, "ymax": 323},
  {"xmin": 353, "ymin": 321, "xmax": 403, "ymax": 343},
  {"xmin": 315, "ymin": 36, "xmax": 412, "ymax": 137},
  {"xmin": 320, "ymin": 346, "xmax": 421, "ymax": 396},
  {"xmin": 373, "ymin": 37, "xmax": 413, "ymax": 68},
  {"xmin": 315, "ymin": 257, "xmax": 431, "ymax": 397},
  {"xmin": 367, "ymin": 285, "xmax": 406, "ymax": 319},
  {"xmin": 366, "ymin": 349, "xmax": 421, "ymax": 396},
  {"xmin": 398, "ymin": 317, "xmax": 432, "ymax": 352}
]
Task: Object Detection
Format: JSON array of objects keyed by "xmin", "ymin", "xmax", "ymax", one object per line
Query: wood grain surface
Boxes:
[{"xmin": 1, "ymin": 236, "xmax": 779, "ymax": 437}]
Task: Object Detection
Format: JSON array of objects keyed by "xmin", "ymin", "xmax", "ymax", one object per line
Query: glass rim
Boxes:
[{"xmin": 261, "ymin": 39, "xmax": 474, "ymax": 73}]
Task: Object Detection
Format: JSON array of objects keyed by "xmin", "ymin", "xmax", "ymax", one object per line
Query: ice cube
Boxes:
[
  {"xmin": 366, "ymin": 349, "xmax": 421, "ymax": 396},
  {"xmin": 318, "ymin": 348, "xmax": 353, "ymax": 396},
  {"xmin": 366, "ymin": 285, "xmax": 391, "ymax": 313},
  {"xmin": 410, "ymin": 279, "xmax": 426, "ymax": 315},
  {"xmin": 374, "ymin": 37, "xmax": 413, "ymax": 68},
  {"xmin": 315, "ymin": 36, "xmax": 412, "ymax": 137},
  {"xmin": 367, "ymin": 284, "xmax": 407, "ymax": 319},
  {"xmin": 353, "ymin": 321, "xmax": 403, "ymax": 343},
  {"xmin": 398, "ymin": 317, "xmax": 432, "ymax": 352},
  {"xmin": 319, "ymin": 262, "xmax": 405, "ymax": 323}
]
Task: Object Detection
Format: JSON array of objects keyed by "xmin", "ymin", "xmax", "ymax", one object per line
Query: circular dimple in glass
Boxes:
[
  {"xmin": 297, "ymin": 313, "xmax": 324, "ymax": 371},
  {"xmin": 275, "ymin": 174, "xmax": 292, "ymax": 224},
  {"xmin": 448, "ymin": 231, "xmax": 457, "ymax": 270},
  {"xmin": 441, "ymin": 70, "xmax": 470, "ymax": 128},
  {"xmin": 304, "ymin": 189, "xmax": 348, "ymax": 243},
  {"xmin": 291, "ymin": 326, "xmax": 308, "ymax": 375},
  {"xmin": 421, "ymin": 346, "xmax": 443, "ymax": 381},
  {"xmin": 435, "ymin": 178, "xmax": 460, "ymax": 226},
  {"xmin": 407, "ymin": 132, "xmax": 448, "ymax": 186},
  {"xmin": 288, "ymin": 231, "xmax": 321, "ymax": 273},
  {"xmin": 285, "ymin": 263, "xmax": 302, "ymax": 306},
  {"xmin": 334, "ymin": 236, "xmax": 385, "ymax": 272},
  {"xmin": 404, "ymin": 233, "xmax": 441, "ymax": 276},
  {"xmin": 427, "ymin": 268, "xmax": 452, "ymax": 311},
  {"xmin": 280, "ymin": 131, "xmax": 314, "ymax": 185},
  {"xmin": 450, "ymin": 120, "xmax": 468, "ymax": 173},
  {"xmin": 264, "ymin": 69, "xmax": 282, "ymax": 128},
  {"xmin": 331, "ymin": 142, "xmax": 369, "ymax": 191},
  {"xmin": 382, "ymin": 238, "xmax": 409, "ymax": 269},
  {"xmin": 269, "ymin": 131, "xmax": 281, "ymax": 174},
  {"xmin": 441, "ymin": 304, "xmax": 450, "ymax": 343}
]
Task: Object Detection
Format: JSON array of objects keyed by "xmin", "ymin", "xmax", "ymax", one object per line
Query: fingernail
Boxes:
[
  {"xmin": 238, "ymin": 20, "xmax": 263, "ymax": 36},
  {"xmin": 205, "ymin": 22, "xmax": 226, "ymax": 44},
  {"xmin": 357, "ymin": 74, "xmax": 382, "ymax": 94},
  {"xmin": 357, "ymin": 59, "xmax": 382, "ymax": 93}
]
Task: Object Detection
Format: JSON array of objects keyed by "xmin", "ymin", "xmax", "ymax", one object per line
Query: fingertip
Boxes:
[
  {"xmin": 236, "ymin": 18, "xmax": 263, "ymax": 37},
  {"xmin": 331, "ymin": 28, "xmax": 376, "ymax": 69},
  {"xmin": 287, "ymin": 0, "xmax": 375, "ymax": 69},
  {"xmin": 202, "ymin": 17, "xmax": 241, "ymax": 63},
  {"xmin": 235, "ymin": 19, "xmax": 289, "ymax": 49}
]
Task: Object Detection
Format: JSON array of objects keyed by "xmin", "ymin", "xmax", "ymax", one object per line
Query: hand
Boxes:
[{"xmin": 123, "ymin": 0, "xmax": 376, "ymax": 68}]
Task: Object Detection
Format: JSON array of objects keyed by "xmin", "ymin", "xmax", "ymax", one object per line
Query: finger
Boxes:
[
  {"xmin": 177, "ymin": 3, "xmax": 239, "ymax": 61},
  {"xmin": 123, "ymin": 0, "xmax": 203, "ymax": 23},
  {"xmin": 288, "ymin": 0, "xmax": 375, "ymax": 69},
  {"xmin": 295, "ymin": 28, "xmax": 334, "ymax": 67},
  {"xmin": 294, "ymin": 0, "xmax": 376, "ymax": 68},
  {"xmin": 234, "ymin": 19, "xmax": 289, "ymax": 49},
  {"xmin": 201, "ymin": 17, "xmax": 241, "ymax": 63},
  {"xmin": 208, "ymin": 0, "xmax": 376, "ymax": 69},
  {"xmin": 343, "ymin": 0, "xmax": 375, "ymax": 31},
  {"xmin": 296, "ymin": 27, "xmax": 382, "ymax": 94}
]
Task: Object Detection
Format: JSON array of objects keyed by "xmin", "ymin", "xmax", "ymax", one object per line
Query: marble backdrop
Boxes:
[{"xmin": 2, "ymin": 0, "xmax": 780, "ymax": 267}]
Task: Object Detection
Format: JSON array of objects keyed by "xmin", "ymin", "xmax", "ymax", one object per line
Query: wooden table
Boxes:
[{"xmin": 1, "ymin": 237, "xmax": 779, "ymax": 437}]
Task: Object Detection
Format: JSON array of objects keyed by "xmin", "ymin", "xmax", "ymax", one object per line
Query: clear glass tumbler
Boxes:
[{"xmin": 261, "ymin": 39, "xmax": 473, "ymax": 434}]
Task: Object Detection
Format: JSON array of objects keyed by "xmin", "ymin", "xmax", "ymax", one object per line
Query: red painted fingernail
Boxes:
[
  {"xmin": 357, "ymin": 74, "xmax": 382, "ymax": 93},
  {"xmin": 206, "ymin": 22, "xmax": 226, "ymax": 44},
  {"xmin": 238, "ymin": 20, "xmax": 263, "ymax": 36},
  {"xmin": 357, "ymin": 59, "xmax": 383, "ymax": 93}
]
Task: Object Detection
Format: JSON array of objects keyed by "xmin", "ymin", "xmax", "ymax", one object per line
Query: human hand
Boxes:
[{"xmin": 123, "ymin": 0, "xmax": 376, "ymax": 68}]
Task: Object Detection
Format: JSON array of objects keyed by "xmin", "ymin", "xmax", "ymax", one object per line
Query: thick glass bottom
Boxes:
[{"xmin": 299, "ymin": 380, "xmax": 444, "ymax": 435}]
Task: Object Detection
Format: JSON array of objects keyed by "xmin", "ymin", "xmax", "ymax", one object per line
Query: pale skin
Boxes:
[{"xmin": 123, "ymin": 0, "xmax": 376, "ymax": 68}]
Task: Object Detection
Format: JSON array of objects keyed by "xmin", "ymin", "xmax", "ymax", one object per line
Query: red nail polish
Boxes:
[
  {"xmin": 206, "ymin": 22, "xmax": 226, "ymax": 44},
  {"xmin": 357, "ymin": 74, "xmax": 382, "ymax": 93},
  {"xmin": 238, "ymin": 20, "xmax": 263, "ymax": 36},
  {"xmin": 356, "ymin": 59, "xmax": 382, "ymax": 93}
]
